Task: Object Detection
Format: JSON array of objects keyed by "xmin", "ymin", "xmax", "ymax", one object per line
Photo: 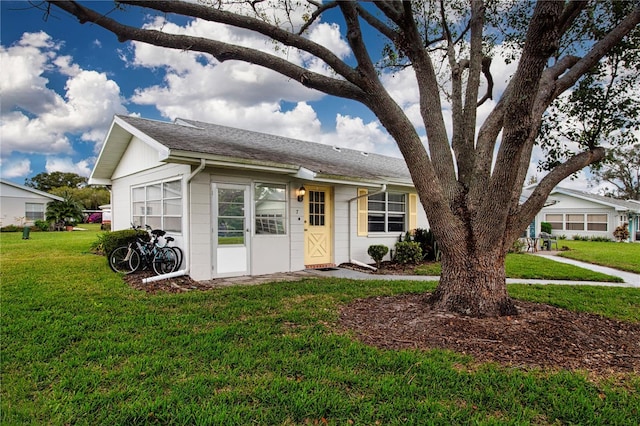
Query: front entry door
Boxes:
[
  {"xmin": 304, "ymin": 186, "xmax": 333, "ymax": 266},
  {"xmin": 213, "ymin": 183, "xmax": 250, "ymax": 277}
]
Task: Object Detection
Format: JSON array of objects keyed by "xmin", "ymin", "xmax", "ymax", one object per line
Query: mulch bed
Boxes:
[
  {"xmin": 340, "ymin": 293, "xmax": 640, "ymax": 376},
  {"xmin": 121, "ymin": 269, "xmax": 640, "ymax": 376},
  {"xmin": 122, "ymin": 271, "xmax": 211, "ymax": 293}
]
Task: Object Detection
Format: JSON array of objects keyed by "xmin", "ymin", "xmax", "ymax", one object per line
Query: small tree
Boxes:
[
  {"xmin": 613, "ymin": 223, "xmax": 630, "ymax": 242},
  {"xmin": 592, "ymin": 144, "xmax": 640, "ymax": 201},
  {"xmin": 46, "ymin": 192, "xmax": 84, "ymax": 228},
  {"xmin": 367, "ymin": 245, "xmax": 389, "ymax": 269}
]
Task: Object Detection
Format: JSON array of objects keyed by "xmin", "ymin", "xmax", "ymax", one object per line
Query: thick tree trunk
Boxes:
[{"xmin": 428, "ymin": 249, "xmax": 517, "ymax": 318}]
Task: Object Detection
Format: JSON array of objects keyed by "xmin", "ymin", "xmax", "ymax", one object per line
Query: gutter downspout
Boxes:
[
  {"xmin": 142, "ymin": 159, "xmax": 206, "ymax": 284},
  {"xmin": 347, "ymin": 183, "xmax": 386, "ymax": 264}
]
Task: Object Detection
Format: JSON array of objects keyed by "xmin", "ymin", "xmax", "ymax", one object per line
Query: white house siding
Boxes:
[
  {"xmin": 112, "ymin": 136, "xmax": 165, "ymax": 179},
  {"xmin": 333, "ymin": 186, "xmax": 351, "ymax": 265},
  {"xmin": 0, "ymin": 182, "xmax": 57, "ymax": 226},
  {"xmin": 536, "ymin": 193, "xmax": 617, "ymax": 240},
  {"xmin": 188, "ymin": 172, "xmax": 213, "ymax": 281},
  {"xmin": 289, "ymin": 183, "xmax": 306, "ymax": 273}
]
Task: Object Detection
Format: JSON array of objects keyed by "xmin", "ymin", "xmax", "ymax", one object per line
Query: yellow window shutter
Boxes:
[
  {"xmin": 357, "ymin": 188, "xmax": 368, "ymax": 236},
  {"xmin": 409, "ymin": 193, "xmax": 418, "ymax": 232}
]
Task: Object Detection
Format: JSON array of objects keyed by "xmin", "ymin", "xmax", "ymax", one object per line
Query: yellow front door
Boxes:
[{"xmin": 304, "ymin": 186, "xmax": 333, "ymax": 266}]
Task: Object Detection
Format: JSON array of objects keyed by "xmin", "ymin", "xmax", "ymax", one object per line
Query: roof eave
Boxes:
[{"xmin": 90, "ymin": 116, "xmax": 170, "ymax": 183}]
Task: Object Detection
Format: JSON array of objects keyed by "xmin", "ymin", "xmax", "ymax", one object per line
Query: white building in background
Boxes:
[{"xmin": 0, "ymin": 179, "xmax": 63, "ymax": 227}]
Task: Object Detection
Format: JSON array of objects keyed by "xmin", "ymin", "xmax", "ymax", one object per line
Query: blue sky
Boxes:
[{"xmin": 0, "ymin": 1, "xmax": 596, "ymax": 191}]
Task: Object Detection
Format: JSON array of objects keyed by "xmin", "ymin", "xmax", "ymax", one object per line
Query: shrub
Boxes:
[
  {"xmin": 509, "ymin": 238, "xmax": 526, "ymax": 253},
  {"xmin": 0, "ymin": 225, "xmax": 22, "ymax": 233},
  {"xmin": 540, "ymin": 222, "xmax": 552, "ymax": 234},
  {"xmin": 367, "ymin": 245, "xmax": 389, "ymax": 269},
  {"xmin": 92, "ymin": 229, "xmax": 149, "ymax": 256},
  {"xmin": 412, "ymin": 228, "xmax": 441, "ymax": 261},
  {"xmin": 613, "ymin": 223, "xmax": 630, "ymax": 242},
  {"xmin": 394, "ymin": 241, "xmax": 422, "ymax": 264},
  {"xmin": 34, "ymin": 220, "xmax": 50, "ymax": 231}
]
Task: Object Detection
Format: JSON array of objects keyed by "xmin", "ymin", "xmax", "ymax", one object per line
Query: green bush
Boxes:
[
  {"xmin": 394, "ymin": 241, "xmax": 422, "ymax": 264},
  {"xmin": 412, "ymin": 228, "xmax": 441, "ymax": 261},
  {"xmin": 509, "ymin": 238, "xmax": 526, "ymax": 253},
  {"xmin": 92, "ymin": 229, "xmax": 149, "ymax": 256},
  {"xmin": 367, "ymin": 244, "xmax": 389, "ymax": 268},
  {"xmin": 0, "ymin": 225, "xmax": 22, "ymax": 233},
  {"xmin": 540, "ymin": 222, "xmax": 552, "ymax": 234},
  {"xmin": 34, "ymin": 220, "xmax": 50, "ymax": 231}
]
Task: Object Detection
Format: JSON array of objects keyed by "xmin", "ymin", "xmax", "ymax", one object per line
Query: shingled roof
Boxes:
[{"xmin": 106, "ymin": 115, "xmax": 413, "ymax": 185}]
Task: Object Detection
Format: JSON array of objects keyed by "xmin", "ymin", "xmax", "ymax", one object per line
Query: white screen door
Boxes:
[{"xmin": 213, "ymin": 183, "xmax": 250, "ymax": 277}]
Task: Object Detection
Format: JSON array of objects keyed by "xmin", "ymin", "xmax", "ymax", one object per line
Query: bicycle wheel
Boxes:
[
  {"xmin": 152, "ymin": 247, "xmax": 177, "ymax": 275},
  {"xmin": 109, "ymin": 246, "xmax": 136, "ymax": 274},
  {"xmin": 128, "ymin": 250, "xmax": 142, "ymax": 272},
  {"xmin": 170, "ymin": 246, "xmax": 183, "ymax": 271}
]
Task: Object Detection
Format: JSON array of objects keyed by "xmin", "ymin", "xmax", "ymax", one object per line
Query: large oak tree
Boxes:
[{"xmin": 43, "ymin": 0, "xmax": 640, "ymax": 317}]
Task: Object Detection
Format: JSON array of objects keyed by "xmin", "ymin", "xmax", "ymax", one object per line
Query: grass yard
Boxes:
[
  {"xmin": 557, "ymin": 239, "xmax": 640, "ymax": 273},
  {"xmin": 2, "ymin": 229, "xmax": 639, "ymax": 425}
]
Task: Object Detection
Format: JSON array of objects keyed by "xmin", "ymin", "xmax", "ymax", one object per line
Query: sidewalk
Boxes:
[
  {"xmin": 201, "ymin": 255, "xmax": 639, "ymax": 288},
  {"xmin": 306, "ymin": 255, "xmax": 640, "ymax": 288},
  {"xmin": 532, "ymin": 251, "xmax": 640, "ymax": 287}
]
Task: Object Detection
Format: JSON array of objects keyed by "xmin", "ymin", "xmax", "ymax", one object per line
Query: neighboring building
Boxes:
[
  {"xmin": 0, "ymin": 179, "xmax": 64, "ymax": 227},
  {"xmin": 89, "ymin": 115, "xmax": 429, "ymax": 280},
  {"xmin": 533, "ymin": 186, "xmax": 640, "ymax": 242}
]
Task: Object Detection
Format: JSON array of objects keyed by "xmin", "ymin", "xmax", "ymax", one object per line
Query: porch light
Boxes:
[{"xmin": 297, "ymin": 185, "xmax": 306, "ymax": 202}]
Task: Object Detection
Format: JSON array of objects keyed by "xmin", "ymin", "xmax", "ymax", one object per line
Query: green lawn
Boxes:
[
  {"xmin": 2, "ymin": 229, "xmax": 639, "ymax": 425},
  {"xmin": 557, "ymin": 239, "xmax": 640, "ymax": 273}
]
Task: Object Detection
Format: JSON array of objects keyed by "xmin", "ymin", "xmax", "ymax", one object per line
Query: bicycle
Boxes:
[
  {"xmin": 108, "ymin": 225, "xmax": 179, "ymax": 275},
  {"xmin": 140, "ymin": 225, "xmax": 183, "ymax": 272}
]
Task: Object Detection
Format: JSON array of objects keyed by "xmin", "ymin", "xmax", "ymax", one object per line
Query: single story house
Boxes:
[
  {"xmin": 89, "ymin": 115, "xmax": 428, "ymax": 280},
  {"xmin": 531, "ymin": 186, "xmax": 640, "ymax": 242},
  {"xmin": 0, "ymin": 179, "xmax": 63, "ymax": 227}
]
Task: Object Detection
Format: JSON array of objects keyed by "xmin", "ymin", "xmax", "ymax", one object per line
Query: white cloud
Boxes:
[
  {"xmin": 124, "ymin": 15, "xmax": 369, "ymax": 150},
  {"xmin": 318, "ymin": 114, "xmax": 399, "ymax": 157},
  {"xmin": 0, "ymin": 31, "xmax": 128, "ymax": 163},
  {"xmin": 0, "ymin": 158, "xmax": 32, "ymax": 179},
  {"xmin": 45, "ymin": 157, "xmax": 92, "ymax": 177}
]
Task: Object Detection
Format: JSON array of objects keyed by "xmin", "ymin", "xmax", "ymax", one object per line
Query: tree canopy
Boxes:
[
  {"xmin": 25, "ymin": 171, "xmax": 87, "ymax": 192},
  {"xmin": 42, "ymin": 0, "xmax": 640, "ymax": 317},
  {"xmin": 593, "ymin": 143, "xmax": 640, "ymax": 200}
]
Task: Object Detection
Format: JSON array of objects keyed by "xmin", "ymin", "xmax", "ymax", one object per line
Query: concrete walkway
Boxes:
[
  {"xmin": 305, "ymin": 255, "xmax": 640, "ymax": 288},
  {"xmin": 200, "ymin": 255, "xmax": 639, "ymax": 288},
  {"xmin": 532, "ymin": 252, "xmax": 640, "ymax": 287}
]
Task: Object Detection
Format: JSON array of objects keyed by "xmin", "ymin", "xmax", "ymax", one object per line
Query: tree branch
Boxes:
[
  {"xmin": 297, "ymin": 0, "xmax": 339, "ymax": 35},
  {"xmin": 476, "ymin": 57, "xmax": 493, "ymax": 107},
  {"xmin": 355, "ymin": 3, "xmax": 399, "ymax": 43},
  {"xmin": 47, "ymin": 0, "xmax": 367, "ymax": 101},
  {"xmin": 508, "ymin": 147, "xmax": 606, "ymax": 243},
  {"xmin": 553, "ymin": 5, "xmax": 640, "ymax": 99},
  {"xmin": 114, "ymin": 0, "xmax": 363, "ymax": 86}
]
